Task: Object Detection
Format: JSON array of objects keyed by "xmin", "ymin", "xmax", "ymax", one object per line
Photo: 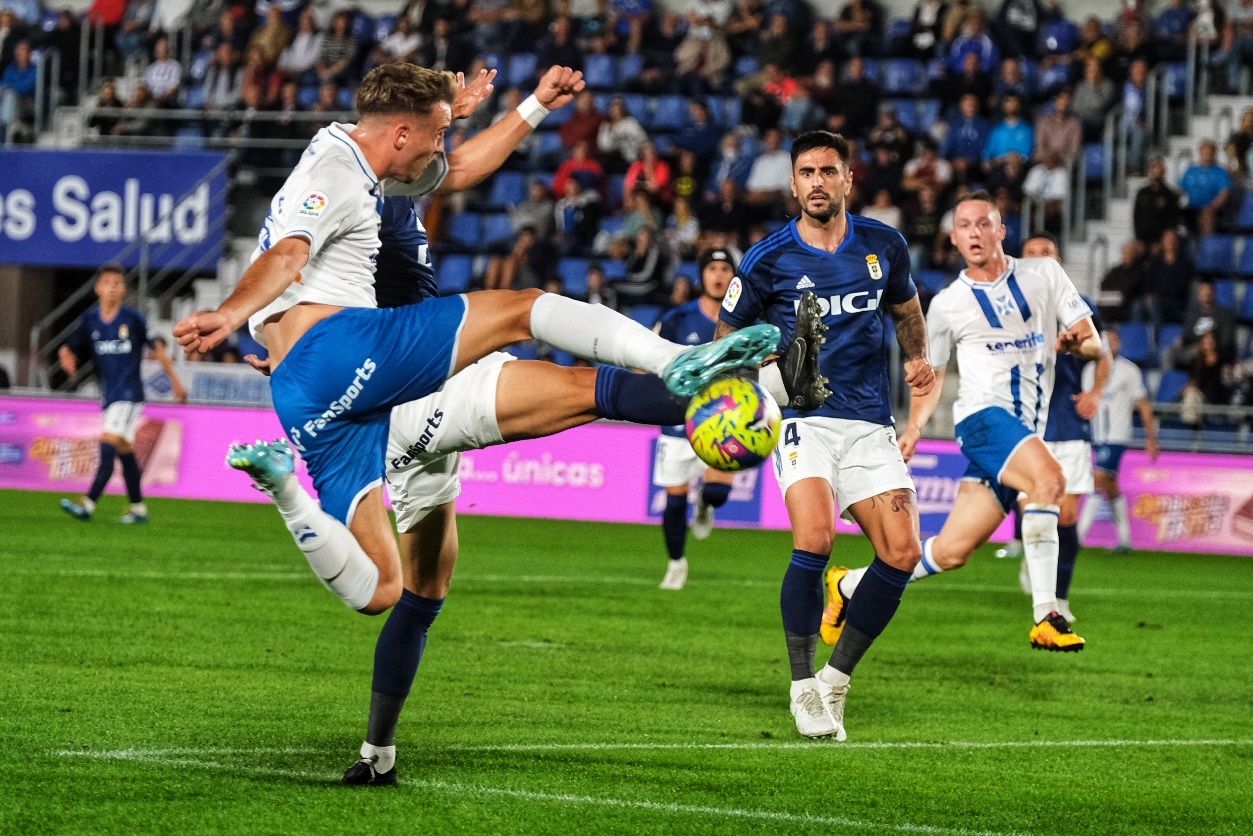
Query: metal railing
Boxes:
[
  {"xmin": 78, "ymin": 105, "xmax": 356, "ymax": 151},
  {"xmin": 1087, "ymin": 234, "xmax": 1110, "ymax": 286}
]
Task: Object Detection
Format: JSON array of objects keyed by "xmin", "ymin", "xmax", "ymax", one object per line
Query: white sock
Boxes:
[
  {"xmin": 81, "ymin": 497, "xmax": 96, "ymax": 513},
  {"xmin": 271, "ymin": 476, "xmax": 379, "ymax": 610},
  {"xmin": 529, "ymin": 292, "xmax": 682, "ymax": 375},
  {"xmin": 130, "ymin": 501, "xmax": 147, "ymax": 516},
  {"xmin": 1021, "ymin": 504, "xmax": 1061, "ymax": 621},
  {"xmin": 818, "ymin": 664, "xmax": 851, "ymax": 689},
  {"xmin": 360, "ymin": 741, "xmax": 396, "ymax": 774},
  {"xmin": 1077, "ymin": 494, "xmax": 1100, "ymax": 541},
  {"xmin": 912, "ymin": 535, "xmax": 944, "ymax": 580},
  {"xmin": 789, "ymin": 676, "xmax": 822, "ymax": 697},
  {"xmin": 838, "ymin": 567, "xmax": 864, "ymax": 597},
  {"xmin": 759, "ymin": 362, "xmax": 789, "ymax": 405},
  {"xmin": 1111, "ymin": 495, "xmax": 1132, "ymax": 548}
]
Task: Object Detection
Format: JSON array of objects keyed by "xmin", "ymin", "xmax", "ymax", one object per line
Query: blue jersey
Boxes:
[
  {"xmin": 720, "ymin": 215, "xmax": 917, "ymax": 425},
  {"xmin": 67, "ymin": 305, "xmax": 151, "ymax": 407},
  {"xmin": 1044, "ymin": 296, "xmax": 1103, "ymax": 443},
  {"xmin": 375, "ymin": 196, "xmax": 437, "ymax": 308},
  {"xmin": 656, "ymin": 299, "xmax": 718, "ymax": 436}
]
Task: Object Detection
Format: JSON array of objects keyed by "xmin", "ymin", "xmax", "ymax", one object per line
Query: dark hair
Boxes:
[
  {"xmin": 94, "ymin": 263, "xmax": 126, "ymax": 281},
  {"xmin": 955, "ymin": 189, "xmax": 995, "ymax": 207},
  {"xmin": 1026, "ymin": 230, "xmax": 1059, "ymax": 247},
  {"xmin": 790, "ymin": 130, "xmax": 850, "ymax": 167}
]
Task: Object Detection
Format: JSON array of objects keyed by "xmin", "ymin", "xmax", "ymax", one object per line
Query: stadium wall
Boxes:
[{"xmin": 3, "ymin": 393, "xmax": 1252, "ymax": 557}]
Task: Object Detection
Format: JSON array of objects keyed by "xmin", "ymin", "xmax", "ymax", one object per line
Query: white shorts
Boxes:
[
  {"xmin": 385, "ymin": 352, "xmax": 514, "ymax": 532},
  {"xmin": 771, "ymin": 416, "xmax": 914, "ymax": 517},
  {"xmin": 103, "ymin": 401, "xmax": 144, "ymax": 443},
  {"xmin": 652, "ymin": 433, "xmax": 704, "ymax": 487},
  {"xmin": 1047, "ymin": 439, "xmax": 1094, "ymax": 496}
]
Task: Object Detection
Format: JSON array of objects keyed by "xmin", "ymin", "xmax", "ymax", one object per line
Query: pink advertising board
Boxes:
[{"xmin": 2, "ymin": 395, "xmax": 1250, "ymax": 557}]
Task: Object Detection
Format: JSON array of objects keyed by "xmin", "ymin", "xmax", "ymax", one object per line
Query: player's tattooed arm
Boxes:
[
  {"xmin": 888, "ymin": 295, "xmax": 935, "ymax": 399},
  {"xmin": 714, "ymin": 321, "xmax": 738, "ymax": 340}
]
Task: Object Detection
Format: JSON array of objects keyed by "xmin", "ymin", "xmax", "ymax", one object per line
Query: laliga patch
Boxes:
[
  {"xmin": 723, "ymin": 277, "xmax": 743, "ymax": 312},
  {"xmin": 866, "ymin": 254, "xmax": 883, "ymax": 281},
  {"xmin": 298, "ymin": 191, "xmax": 329, "ymax": 217}
]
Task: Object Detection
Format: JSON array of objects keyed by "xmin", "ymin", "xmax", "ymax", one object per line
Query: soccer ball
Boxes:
[{"xmin": 685, "ymin": 377, "xmax": 782, "ymax": 471}]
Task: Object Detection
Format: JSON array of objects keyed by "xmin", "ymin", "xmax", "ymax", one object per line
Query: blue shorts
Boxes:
[
  {"xmin": 269, "ymin": 297, "xmax": 469, "ymax": 523},
  {"xmin": 1094, "ymin": 443, "xmax": 1127, "ymax": 475},
  {"xmin": 955, "ymin": 407, "xmax": 1036, "ymax": 513}
]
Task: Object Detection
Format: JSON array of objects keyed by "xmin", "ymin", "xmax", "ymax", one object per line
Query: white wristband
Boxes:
[{"xmin": 517, "ymin": 94, "xmax": 550, "ymax": 128}]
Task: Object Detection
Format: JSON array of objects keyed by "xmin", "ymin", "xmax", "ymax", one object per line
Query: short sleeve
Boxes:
[
  {"xmin": 883, "ymin": 231, "xmax": 917, "ymax": 306},
  {"xmin": 719, "ymin": 253, "xmax": 770, "ymax": 329},
  {"xmin": 1050, "ymin": 261, "xmax": 1090, "ymax": 329},
  {"xmin": 133, "ymin": 312, "xmax": 150, "ymax": 349},
  {"xmin": 926, "ymin": 298, "xmax": 954, "ymax": 368},
  {"xmin": 269, "ymin": 168, "xmax": 363, "ymax": 256},
  {"xmin": 1131, "ymin": 366, "xmax": 1148, "ymax": 401}
]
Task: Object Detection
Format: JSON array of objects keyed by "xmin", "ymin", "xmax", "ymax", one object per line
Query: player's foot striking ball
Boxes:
[{"xmin": 662, "ymin": 324, "xmax": 780, "ymax": 398}]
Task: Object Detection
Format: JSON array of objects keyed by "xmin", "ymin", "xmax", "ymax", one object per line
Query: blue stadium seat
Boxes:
[
  {"xmin": 1118, "ymin": 321, "xmax": 1153, "ymax": 366},
  {"xmin": 1037, "ymin": 62, "xmax": 1072, "ymax": 95},
  {"xmin": 480, "ymin": 52, "xmax": 504, "ymax": 72},
  {"xmin": 1164, "ymin": 63, "xmax": 1188, "ymax": 99},
  {"xmin": 1214, "ymin": 279, "xmax": 1240, "ymax": 311},
  {"xmin": 536, "ymin": 130, "xmax": 564, "ymax": 157},
  {"xmin": 882, "ymin": 59, "xmax": 924, "ymax": 95},
  {"xmin": 190, "ymin": 48, "xmax": 213, "ymax": 83},
  {"xmin": 889, "ymin": 99, "xmax": 922, "ymax": 133},
  {"xmin": 487, "ymin": 172, "xmax": 528, "ymax": 208},
  {"xmin": 734, "ymin": 55, "xmax": 759, "ymax": 77},
  {"xmin": 558, "ymin": 258, "xmax": 591, "ymax": 296},
  {"xmin": 298, "ymin": 85, "xmax": 319, "ymax": 109},
  {"xmin": 625, "ymin": 304, "xmax": 663, "ymax": 328},
  {"xmin": 1194, "ymin": 235, "xmax": 1237, "ymax": 273},
  {"xmin": 1239, "ymin": 285, "xmax": 1253, "ymax": 323},
  {"xmin": 888, "ymin": 19, "xmax": 913, "ymax": 42},
  {"xmin": 600, "ymin": 215, "xmax": 626, "ymax": 237},
  {"xmin": 676, "ymin": 261, "xmax": 700, "ymax": 283},
  {"xmin": 607, "ymin": 174, "xmax": 626, "ymax": 207},
  {"xmin": 337, "ymin": 87, "xmax": 355, "ymax": 109},
  {"xmin": 481, "ymin": 213, "xmax": 514, "ymax": 250},
  {"xmin": 375, "ymin": 14, "xmax": 396, "ymax": 41},
  {"xmin": 917, "ymin": 99, "xmax": 942, "ymax": 130},
  {"xmin": 1236, "ymin": 238, "xmax": 1253, "ymax": 275},
  {"xmin": 1040, "ymin": 20, "xmax": 1079, "ymax": 55},
  {"xmin": 1156, "ymin": 370, "xmax": 1190, "ymax": 402},
  {"xmin": 1157, "ymin": 324, "xmax": 1183, "ymax": 356},
  {"xmin": 437, "ymin": 255, "xmax": 474, "ymax": 293},
  {"xmin": 507, "ymin": 53, "xmax": 539, "ymax": 87},
  {"xmin": 620, "ymin": 53, "xmax": 644, "ymax": 81},
  {"xmin": 1236, "ymin": 192, "xmax": 1253, "ymax": 229},
  {"xmin": 1083, "ymin": 144, "xmax": 1106, "ymax": 182},
  {"xmin": 444, "ymin": 212, "xmax": 482, "ymax": 250},
  {"xmin": 602, "ymin": 259, "xmax": 628, "ymax": 281},
  {"xmin": 184, "ymin": 86, "xmax": 206, "ymax": 109},
  {"xmin": 916, "ymin": 270, "xmax": 951, "ymax": 294},
  {"xmin": 352, "ymin": 13, "xmax": 376, "ymax": 44},
  {"xmin": 584, "ymin": 54, "xmax": 618, "ymax": 89}
]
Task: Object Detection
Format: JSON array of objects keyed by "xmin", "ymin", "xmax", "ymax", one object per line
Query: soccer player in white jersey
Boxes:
[
  {"xmin": 830, "ymin": 191, "xmax": 1103, "ymax": 651},
  {"xmin": 172, "ymin": 63, "xmax": 779, "ymax": 622},
  {"xmin": 1078, "ymin": 324, "xmax": 1160, "ymax": 551}
]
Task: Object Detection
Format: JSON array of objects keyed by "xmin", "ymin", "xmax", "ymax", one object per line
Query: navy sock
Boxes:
[
  {"xmin": 119, "ymin": 452, "xmax": 143, "ymax": 503},
  {"xmin": 662, "ymin": 493, "xmax": 688, "ymax": 560},
  {"xmin": 1013, "ymin": 506, "xmax": 1023, "ymax": 541},
  {"xmin": 700, "ymin": 482, "xmax": 731, "ymax": 508},
  {"xmin": 828, "ymin": 557, "xmax": 911, "ymax": 677},
  {"xmin": 371, "ymin": 590, "xmax": 445, "ymax": 699},
  {"xmin": 594, "ymin": 367, "xmax": 687, "ymax": 426},
  {"xmin": 1056, "ymin": 524, "xmax": 1079, "ymax": 599},
  {"xmin": 87, "ymin": 443, "xmax": 117, "ymax": 502},
  {"xmin": 781, "ymin": 549, "xmax": 828, "ymax": 635}
]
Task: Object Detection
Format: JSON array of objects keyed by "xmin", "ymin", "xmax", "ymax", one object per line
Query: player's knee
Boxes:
[
  {"xmin": 794, "ymin": 524, "xmax": 836, "ymax": 556},
  {"xmin": 1029, "ymin": 467, "xmax": 1066, "ymax": 505},
  {"xmin": 878, "ymin": 538, "xmax": 922, "ymax": 571},
  {"xmin": 360, "ymin": 575, "xmax": 403, "ymax": 615},
  {"xmin": 931, "ymin": 536, "xmax": 970, "ymax": 570}
]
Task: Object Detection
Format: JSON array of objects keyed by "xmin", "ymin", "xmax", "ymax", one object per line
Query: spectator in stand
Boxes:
[
  {"xmin": 1076, "ymin": 15, "xmax": 1116, "ymax": 73},
  {"xmin": 863, "ymin": 143, "xmax": 905, "ymax": 204},
  {"xmin": 626, "ymin": 11, "xmax": 684, "ymax": 95},
  {"xmin": 757, "ymin": 11, "xmax": 803, "ymax": 73},
  {"xmin": 314, "ymin": 11, "xmax": 358, "ymax": 86},
  {"xmin": 1228, "ymin": 108, "xmax": 1253, "ymax": 170},
  {"xmin": 832, "ymin": 55, "xmax": 878, "ymax": 139},
  {"xmin": 704, "ymin": 131, "xmax": 752, "ymax": 200},
  {"xmin": 539, "ymin": 14, "xmax": 583, "ymax": 70},
  {"xmin": 142, "ymin": 35, "xmax": 183, "ymax": 106},
  {"xmin": 778, "ymin": 82, "xmax": 825, "ymax": 136},
  {"xmin": 1034, "ymin": 88, "xmax": 1082, "ymax": 165},
  {"xmin": 902, "ymin": 137, "xmax": 953, "ymax": 196},
  {"xmin": 984, "ymin": 93, "xmax": 1033, "ymax": 164},
  {"xmin": 907, "ymin": 0, "xmax": 949, "ymax": 60},
  {"xmin": 242, "ymin": 44, "xmax": 282, "ymax": 109},
  {"xmin": 1152, "ymin": 0, "xmax": 1195, "ymax": 61},
  {"xmin": 942, "ymin": 93, "xmax": 991, "ymax": 180},
  {"xmin": 584, "ymin": 263, "xmax": 619, "ymax": 309},
  {"xmin": 834, "ymin": 0, "xmax": 883, "ymax": 59},
  {"xmin": 674, "ymin": 99, "xmax": 722, "ymax": 166},
  {"xmin": 671, "ymin": 149, "xmax": 702, "ymax": 203},
  {"xmin": 41, "ymin": 9, "xmax": 81, "ymax": 102},
  {"xmin": 1182, "ymin": 330, "xmax": 1233, "ymax": 418},
  {"xmin": 372, "ymin": 13, "xmax": 421, "ymax": 66},
  {"xmin": 621, "ymin": 188, "xmax": 665, "ymax": 240},
  {"xmin": 700, "ymin": 178, "xmax": 751, "ymax": 241},
  {"xmin": 151, "ymin": 0, "xmax": 199, "ymax": 40},
  {"xmin": 862, "ymin": 188, "xmax": 902, "ymax": 228},
  {"xmin": 1180, "ymin": 139, "xmax": 1232, "ymax": 233},
  {"xmin": 1112, "ymin": 0, "xmax": 1151, "ymax": 47},
  {"xmin": 0, "ymin": 10, "xmax": 21, "ymax": 75},
  {"xmin": 0, "ymin": 0, "xmax": 40, "ymax": 26},
  {"xmin": 1223, "ymin": 0, "xmax": 1253, "ymax": 94},
  {"xmin": 996, "ymin": 0, "xmax": 1045, "ymax": 59},
  {"xmin": 204, "ymin": 10, "xmax": 249, "ymax": 55},
  {"xmin": 619, "ymin": 225, "xmax": 669, "ymax": 306},
  {"xmin": 664, "ymin": 194, "xmax": 702, "ymax": 259},
  {"xmin": 993, "ymin": 57, "xmax": 1033, "ymax": 108},
  {"xmin": 558, "ymin": 89, "xmax": 604, "ymax": 154},
  {"xmin": 806, "ymin": 58, "xmax": 841, "ymax": 119},
  {"xmin": 201, "ymin": 42, "xmax": 244, "ymax": 127},
  {"xmin": 86, "ymin": 0, "xmax": 127, "ymax": 72},
  {"xmin": 249, "ymin": 6, "xmax": 292, "ymax": 68},
  {"xmin": 1137, "ymin": 227, "xmax": 1193, "ymax": 326},
  {"xmin": 1133, "ymin": 156, "xmax": 1181, "ymax": 248},
  {"xmin": 943, "ymin": 50, "xmax": 994, "ymax": 113},
  {"xmin": 278, "ymin": 9, "xmax": 322, "ymax": 81},
  {"xmin": 1072, "ymin": 57, "xmax": 1116, "ymax": 141},
  {"xmin": 88, "ymin": 77, "xmax": 125, "ymax": 135},
  {"xmin": 483, "ymin": 226, "xmax": 555, "ymax": 290},
  {"xmin": 268, "ymin": 80, "xmax": 316, "ymax": 166},
  {"xmin": 597, "ymin": 95, "xmax": 648, "ymax": 172},
  {"xmin": 0, "ymin": 36, "xmax": 34, "ymax": 141},
  {"xmin": 420, "ymin": 14, "xmax": 474, "ymax": 73},
  {"xmin": 743, "ymin": 126, "xmax": 792, "ymax": 208},
  {"xmin": 625, "ymin": 140, "xmax": 673, "ymax": 204},
  {"xmin": 509, "ymin": 179, "xmax": 556, "ymax": 240},
  {"xmin": 310, "ymin": 79, "xmax": 340, "ymax": 115},
  {"xmin": 1112, "ymin": 16, "xmax": 1154, "ymax": 83},
  {"xmin": 905, "ymin": 185, "xmax": 944, "ymax": 273},
  {"xmin": 1121, "ymin": 57, "xmax": 1150, "ymax": 174},
  {"xmin": 986, "ymin": 150, "xmax": 1028, "ymax": 205},
  {"xmin": 947, "ymin": 7, "xmax": 998, "ymax": 73},
  {"xmin": 116, "ymin": 0, "xmax": 155, "ymax": 62},
  {"xmin": 675, "ymin": 0, "xmax": 733, "ymax": 92},
  {"xmin": 1173, "ymin": 278, "xmax": 1239, "ymax": 365},
  {"xmin": 726, "ymin": 0, "xmax": 766, "ymax": 61},
  {"xmin": 552, "ymin": 139, "xmax": 606, "ymax": 199},
  {"xmin": 1097, "ymin": 239, "xmax": 1144, "ymax": 323},
  {"xmin": 867, "ymin": 105, "xmax": 912, "ymax": 160},
  {"xmin": 1023, "ymin": 149, "xmax": 1069, "ymax": 235},
  {"xmin": 554, "ymin": 177, "xmax": 603, "ymax": 256}
]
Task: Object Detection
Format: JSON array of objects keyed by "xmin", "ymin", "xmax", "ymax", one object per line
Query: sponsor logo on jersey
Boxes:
[
  {"xmin": 865, "ymin": 254, "xmax": 883, "ymax": 281},
  {"xmin": 723, "ymin": 277, "xmax": 742, "ymax": 312},
  {"xmin": 796, "ymin": 275, "xmax": 815, "ymax": 289},
  {"xmin": 793, "ymin": 289, "xmax": 884, "ymax": 317},
  {"xmin": 984, "ymin": 332, "xmax": 1046, "ymax": 352},
  {"xmin": 298, "ymin": 191, "xmax": 329, "ymax": 217},
  {"xmin": 93, "ymin": 338, "xmax": 133, "ymax": 355}
]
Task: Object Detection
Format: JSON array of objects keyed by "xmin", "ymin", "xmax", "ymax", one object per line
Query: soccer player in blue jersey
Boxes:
[
  {"xmin": 58, "ymin": 265, "xmax": 187, "ymax": 524},
  {"xmin": 653, "ymin": 249, "xmax": 738, "ymax": 590},
  {"xmin": 718, "ymin": 130, "xmax": 936, "ymax": 740},
  {"xmin": 1017, "ymin": 233, "xmax": 1111, "ymax": 624}
]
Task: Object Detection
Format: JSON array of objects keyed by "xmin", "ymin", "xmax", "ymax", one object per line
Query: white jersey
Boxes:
[
  {"xmin": 1085, "ymin": 354, "xmax": 1147, "ymax": 445},
  {"xmin": 927, "ymin": 256, "xmax": 1091, "ymax": 429},
  {"xmin": 248, "ymin": 123, "xmax": 384, "ymax": 344}
]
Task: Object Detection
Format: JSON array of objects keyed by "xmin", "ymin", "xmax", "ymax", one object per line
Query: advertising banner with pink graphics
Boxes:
[{"xmin": 2, "ymin": 395, "xmax": 1250, "ymax": 556}]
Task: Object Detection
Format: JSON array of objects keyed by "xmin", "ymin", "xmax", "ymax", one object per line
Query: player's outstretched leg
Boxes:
[
  {"xmin": 116, "ymin": 446, "xmax": 148, "ymax": 524},
  {"xmin": 227, "ymin": 440, "xmax": 382, "ymax": 612},
  {"xmin": 691, "ymin": 472, "xmax": 732, "ymax": 541},
  {"xmin": 60, "ymin": 439, "xmax": 119, "ymax": 521}
]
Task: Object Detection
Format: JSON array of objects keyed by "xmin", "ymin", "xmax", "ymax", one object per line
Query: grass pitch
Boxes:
[{"xmin": 1, "ymin": 489, "xmax": 1251, "ymax": 835}]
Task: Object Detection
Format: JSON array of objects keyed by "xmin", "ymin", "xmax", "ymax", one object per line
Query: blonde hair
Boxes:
[{"xmin": 355, "ymin": 64, "xmax": 457, "ymax": 118}]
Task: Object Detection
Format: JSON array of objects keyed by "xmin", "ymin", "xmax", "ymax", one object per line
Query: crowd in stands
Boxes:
[{"xmin": 5, "ymin": 0, "xmax": 1253, "ymax": 417}]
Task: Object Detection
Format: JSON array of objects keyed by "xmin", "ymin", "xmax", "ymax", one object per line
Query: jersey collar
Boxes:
[
  {"xmin": 327, "ymin": 123, "xmax": 380, "ymax": 188},
  {"xmin": 787, "ymin": 214, "xmax": 857, "ymax": 256},
  {"xmin": 957, "ymin": 255, "xmax": 1015, "ymax": 289}
]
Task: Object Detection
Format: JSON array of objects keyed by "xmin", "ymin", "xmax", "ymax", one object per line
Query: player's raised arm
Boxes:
[
  {"xmin": 1056, "ymin": 316, "xmax": 1103, "ymax": 360},
  {"xmin": 173, "ymin": 236, "xmax": 310, "ymax": 356},
  {"xmin": 887, "ymin": 294, "xmax": 934, "ymax": 398},
  {"xmin": 1073, "ymin": 344, "xmax": 1111, "ymax": 420},
  {"xmin": 150, "ymin": 339, "xmax": 189, "ymax": 403},
  {"xmin": 436, "ymin": 65, "xmax": 585, "ymax": 194}
]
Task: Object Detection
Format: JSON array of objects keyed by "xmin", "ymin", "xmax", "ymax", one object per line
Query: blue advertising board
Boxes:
[{"xmin": 0, "ymin": 149, "xmax": 228, "ymax": 269}]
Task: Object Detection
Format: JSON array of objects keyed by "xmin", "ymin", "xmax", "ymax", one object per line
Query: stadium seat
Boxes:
[
  {"xmin": 734, "ymin": 55, "xmax": 759, "ymax": 77},
  {"xmin": 337, "ymin": 87, "xmax": 355, "ymax": 109},
  {"xmin": 487, "ymin": 172, "xmax": 528, "ymax": 208},
  {"xmin": 625, "ymin": 304, "xmax": 663, "ymax": 328},
  {"xmin": 507, "ymin": 53, "xmax": 539, "ymax": 87},
  {"xmin": 1214, "ymin": 279, "xmax": 1240, "ymax": 311},
  {"xmin": 481, "ymin": 213, "xmax": 515, "ymax": 250},
  {"xmin": 298, "ymin": 85, "xmax": 319, "ymax": 109},
  {"xmin": 675, "ymin": 261, "xmax": 700, "ymax": 283},
  {"xmin": 1164, "ymin": 63, "xmax": 1188, "ymax": 99},
  {"xmin": 444, "ymin": 211, "xmax": 482, "ymax": 250},
  {"xmin": 607, "ymin": 174, "xmax": 626, "ymax": 207},
  {"xmin": 1236, "ymin": 238, "xmax": 1253, "ymax": 276},
  {"xmin": 1083, "ymin": 144, "xmax": 1106, "ymax": 182},
  {"xmin": 184, "ymin": 86, "xmax": 206, "ymax": 109},
  {"xmin": 888, "ymin": 99, "xmax": 922, "ymax": 133},
  {"xmin": 600, "ymin": 215, "xmax": 626, "ymax": 237},
  {"xmin": 1037, "ymin": 63, "xmax": 1072, "ymax": 95},
  {"xmin": 1239, "ymin": 285, "xmax": 1253, "ymax": 323},
  {"xmin": 437, "ymin": 255, "xmax": 474, "ymax": 293},
  {"xmin": 1156, "ymin": 323, "xmax": 1182, "ymax": 360},
  {"xmin": 190, "ymin": 48, "xmax": 213, "ymax": 83},
  {"xmin": 1118, "ymin": 322, "xmax": 1153, "ymax": 366},
  {"xmin": 1235, "ymin": 192, "xmax": 1253, "ymax": 229},
  {"xmin": 375, "ymin": 14, "xmax": 396, "ymax": 41},
  {"xmin": 1040, "ymin": 20, "xmax": 1079, "ymax": 55},
  {"xmin": 558, "ymin": 258, "xmax": 591, "ymax": 296},
  {"xmin": 584, "ymin": 54, "xmax": 618, "ymax": 89},
  {"xmin": 650, "ymin": 95, "xmax": 687, "ymax": 130},
  {"xmin": 602, "ymin": 259, "xmax": 628, "ymax": 281},
  {"xmin": 917, "ymin": 99, "xmax": 942, "ymax": 130},
  {"xmin": 619, "ymin": 53, "xmax": 644, "ymax": 81},
  {"xmin": 916, "ymin": 270, "xmax": 951, "ymax": 294},
  {"xmin": 351, "ymin": 13, "xmax": 376, "ymax": 44},
  {"xmin": 882, "ymin": 59, "xmax": 924, "ymax": 95},
  {"xmin": 1156, "ymin": 369, "xmax": 1190, "ymax": 403},
  {"xmin": 535, "ymin": 130, "xmax": 564, "ymax": 157},
  {"xmin": 1194, "ymin": 235, "xmax": 1237, "ymax": 273}
]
